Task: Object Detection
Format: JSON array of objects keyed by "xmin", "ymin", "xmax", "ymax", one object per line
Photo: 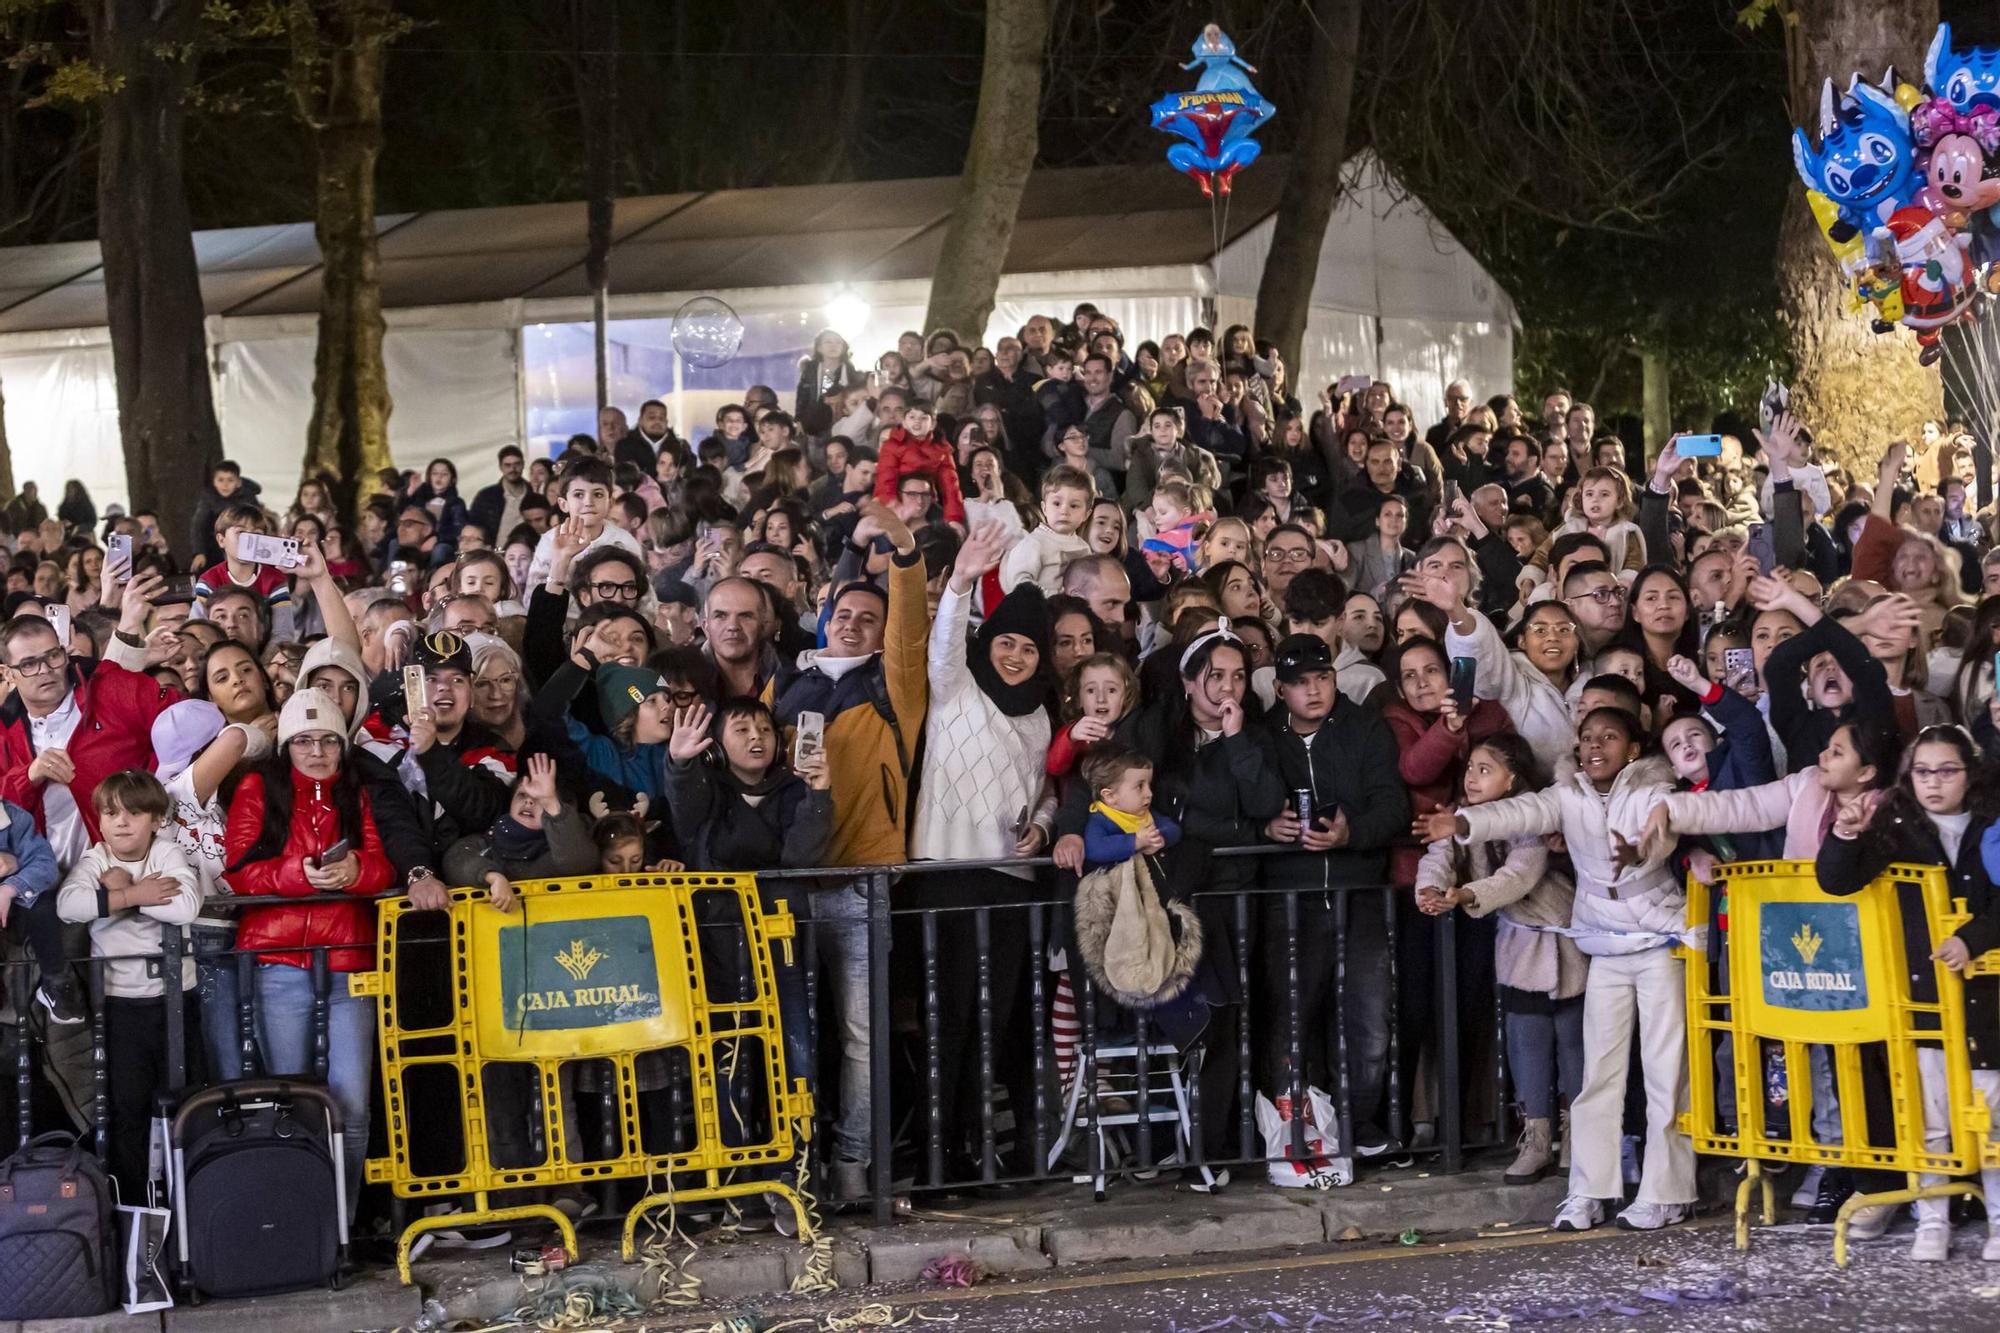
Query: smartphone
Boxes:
[
  {"xmin": 1724, "ymin": 648, "xmax": 1756, "ymax": 684},
  {"xmin": 402, "ymin": 664, "xmax": 428, "ymax": 721},
  {"xmin": 1334, "ymin": 373, "xmax": 1371, "ymax": 397},
  {"xmin": 42, "ymin": 603, "xmax": 70, "ymax": 649},
  {"xmin": 312, "ymin": 837, "xmax": 352, "ymax": 870},
  {"xmin": 1442, "ymin": 479, "xmax": 1461, "ymax": 512},
  {"xmin": 156, "ymin": 574, "xmax": 197, "ymax": 605},
  {"xmin": 236, "ymin": 532, "xmax": 303, "ymax": 569},
  {"xmin": 1677, "ymin": 434, "xmax": 1724, "ymax": 458},
  {"xmin": 106, "ymin": 533, "xmax": 132, "ymax": 579},
  {"xmin": 1745, "ymin": 522, "xmax": 1777, "ymax": 576},
  {"xmin": 1449, "ymin": 656, "xmax": 1477, "ymax": 714},
  {"xmin": 793, "ymin": 710, "xmax": 825, "ymax": 768},
  {"xmin": 387, "ymin": 560, "xmax": 414, "ymax": 596}
]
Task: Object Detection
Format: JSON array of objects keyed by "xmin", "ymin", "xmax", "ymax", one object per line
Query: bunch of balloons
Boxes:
[
  {"xmin": 1150, "ymin": 24, "xmax": 1275, "ymax": 199},
  {"xmin": 1791, "ymin": 22, "xmax": 2000, "ymax": 364}
]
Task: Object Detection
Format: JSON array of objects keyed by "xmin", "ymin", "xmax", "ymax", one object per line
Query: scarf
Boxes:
[
  {"xmin": 490, "ymin": 813, "xmax": 547, "ymax": 863},
  {"xmin": 1090, "ymin": 800, "xmax": 1151, "ymax": 835},
  {"xmin": 972, "ymin": 583, "xmax": 1055, "ymax": 717}
]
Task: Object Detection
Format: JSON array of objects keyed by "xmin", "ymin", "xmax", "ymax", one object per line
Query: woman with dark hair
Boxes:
[
  {"xmin": 196, "ymin": 639, "xmax": 276, "ymax": 728},
  {"xmin": 1421, "ymin": 571, "xmax": 1582, "ymax": 779},
  {"xmin": 58, "ymin": 480, "xmax": 96, "ymax": 532},
  {"xmin": 408, "ymin": 458, "xmax": 470, "ymax": 550},
  {"xmin": 907, "ymin": 526, "xmax": 1056, "ymax": 1178},
  {"xmin": 1382, "ymin": 634, "xmax": 1513, "ymax": 1148},
  {"xmin": 795, "ymin": 328, "xmax": 868, "ymax": 419},
  {"xmin": 224, "ymin": 686, "xmax": 396, "ymax": 1217},
  {"xmin": 1611, "ymin": 564, "xmax": 1702, "ymax": 716}
]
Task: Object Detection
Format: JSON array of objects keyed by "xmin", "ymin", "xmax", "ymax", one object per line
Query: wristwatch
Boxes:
[{"xmin": 407, "ymin": 866, "xmax": 437, "ymax": 887}]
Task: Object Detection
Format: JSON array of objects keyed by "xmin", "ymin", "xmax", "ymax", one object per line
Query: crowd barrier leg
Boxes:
[
  {"xmin": 1438, "ymin": 909, "xmax": 1463, "ymax": 1174},
  {"xmin": 1734, "ymin": 1158, "xmax": 1774, "ymax": 1251},
  {"xmin": 408, "ymin": 1191, "xmax": 578, "ymax": 1284},
  {"xmin": 866, "ymin": 871, "xmax": 894, "ymax": 1224}
]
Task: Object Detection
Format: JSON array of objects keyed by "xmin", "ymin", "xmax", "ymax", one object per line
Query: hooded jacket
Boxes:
[
  {"xmin": 910, "ymin": 584, "xmax": 1053, "ymax": 879},
  {"xmin": 665, "ymin": 759, "xmax": 833, "ymax": 872},
  {"xmin": 871, "ymin": 427, "xmax": 967, "ymax": 525},
  {"xmin": 1458, "ymin": 755, "xmax": 1681, "ymax": 957},
  {"xmin": 224, "ymin": 762, "xmax": 396, "ymax": 971},
  {"xmin": 768, "ymin": 552, "xmax": 929, "ymax": 869}
]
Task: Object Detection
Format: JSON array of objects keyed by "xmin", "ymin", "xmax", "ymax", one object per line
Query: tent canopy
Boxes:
[{"xmin": 0, "ymin": 153, "xmax": 1515, "ymax": 509}]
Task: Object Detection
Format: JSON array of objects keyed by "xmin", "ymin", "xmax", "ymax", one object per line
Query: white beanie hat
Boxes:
[{"xmin": 278, "ymin": 686, "xmax": 347, "ymax": 751}]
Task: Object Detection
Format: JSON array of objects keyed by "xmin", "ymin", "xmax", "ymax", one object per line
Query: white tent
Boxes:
[{"xmin": 0, "ymin": 151, "xmax": 1515, "ymax": 509}]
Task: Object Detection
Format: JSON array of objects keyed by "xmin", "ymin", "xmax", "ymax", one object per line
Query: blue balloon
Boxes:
[{"xmin": 1150, "ymin": 23, "xmax": 1276, "ymax": 198}]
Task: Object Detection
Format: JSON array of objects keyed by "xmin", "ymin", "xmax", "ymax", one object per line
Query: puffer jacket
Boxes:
[
  {"xmin": 1659, "ymin": 768, "xmax": 1835, "ymax": 862},
  {"xmin": 224, "ymin": 765, "xmax": 395, "ymax": 971},
  {"xmin": 1415, "ymin": 831, "xmax": 1585, "ymax": 999},
  {"xmin": 1443, "ymin": 608, "xmax": 1576, "ymax": 781},
  {"xmin": 1458, "ymin": 755, "xmax": 1680, "ymax": 957},
  {"xmin": 872, "ymin": 427, "xmax": 966, "ymax": 525},
  {"xmin": 0, "ymin": 658, "xmax": 183, "ymax": 843}
]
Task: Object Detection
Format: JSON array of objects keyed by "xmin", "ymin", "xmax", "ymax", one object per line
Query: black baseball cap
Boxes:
[{"xmin": 1274, "ymin": 633, "xmax": 1335, "ymax": 684}]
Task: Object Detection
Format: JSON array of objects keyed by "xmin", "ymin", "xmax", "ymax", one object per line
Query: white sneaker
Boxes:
[
  {"xmin": 1982, "ymin": 1230, "xmax": 2000, "ymax": 1262},
  {"xmin": 1911, "ymin": 1220, "xmax": 1952, "ymax": 1262},
  {"xmin": 1790, "ymin": 1164, "xmax": 1826, "ymax": 1209},
  {"xmin": 1553, "ymin": 1195, "xmax": 1604, "ymax": 1232},
  {"xmin": 1846, "ymin": 1203, "xmax": 1895, "ymax": 1240},
  {"xmin": 1616, "ymin": 1201, "xmax": 1690, "ymax": 1231}
]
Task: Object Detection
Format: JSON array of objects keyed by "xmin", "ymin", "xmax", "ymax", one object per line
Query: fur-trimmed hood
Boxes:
[{"xmin": 1072, "ymin": 855, "xmax": 1203, "ymax": 1008}]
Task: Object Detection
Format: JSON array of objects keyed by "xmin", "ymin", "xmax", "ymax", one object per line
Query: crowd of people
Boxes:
[{"xmin": 7, "ymin": 304, "xmax": 2000, "ymax": 1261}]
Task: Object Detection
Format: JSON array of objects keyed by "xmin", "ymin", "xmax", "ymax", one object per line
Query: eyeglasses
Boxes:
[
  {"xmin": 1911, "ymin": 765, "xmax": 1967, "ymax": 781},
  {"xmin": 588, "ymin": 580, "xmax": 641, "ymax": 602},
  {"xmin": 1525, "ymin": 622, "xmax": 1578, "ymax": 639},
  {"xmin": 288, "ymin": 734, "xmax": 342, "ymax": 754},
  {"xmin": 666, "ymin": 688, "xmax": 703, "ymax": 708},
  {"xmin": 1565, "ymin": 586, "xmax": 1627, "ymax": 606},
  {"xmin": 1266, "ymin": 547, "xmax": 1313, "ymax": 565},
  {"xmin": 7, "ymin": 646, "xmax": 67, "ymax": 677}
]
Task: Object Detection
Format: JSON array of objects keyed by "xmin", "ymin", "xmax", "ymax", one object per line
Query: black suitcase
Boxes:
[
  {"xmin": 0, "ymin": 1130, "xmax": 118, "ymax": 1319},
  {"xmin": 161, "ymin": 1079, "xmax": 349, "ymax": 1298}
]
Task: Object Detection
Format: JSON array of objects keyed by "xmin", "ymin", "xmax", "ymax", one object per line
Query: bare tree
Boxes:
[
  {"xmin": 85, "ymin": 0, "xmax": 224, "ymax": 560},
  {"xmin": 1252, "ymin": 0, "xmax": 1361, "ymax": 375},
  {"xmin": 572, "ymin": 0, "xmax": 617, "ymax": 411},
  {"xmin": 924, "ymin": 0, "xmax": 1049, "ymax": 340},
  {"xmin": 1766, "ymin": 0, "xmax": 1941, "ymax": 480},
  {"xmin": 286, "ymin": 0, "xmax": 405, "ymax": 517}
]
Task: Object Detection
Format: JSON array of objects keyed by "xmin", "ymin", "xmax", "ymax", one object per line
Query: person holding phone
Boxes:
[{"xmin": 223, "ymin": 685, "xmax": 396, "ymax": 1219}]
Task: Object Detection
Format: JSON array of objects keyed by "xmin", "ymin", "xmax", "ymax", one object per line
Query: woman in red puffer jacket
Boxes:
[{"xmin": 223, "ymin": 685, "xmax": 395, "ymax": 1217}]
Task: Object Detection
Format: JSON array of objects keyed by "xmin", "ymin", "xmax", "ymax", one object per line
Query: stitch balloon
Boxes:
[
  {"xmin": 1150, "ymin": 23, "xmax": 1276, "ymax": 199},
  {"xmin": 1791, "ymin": 76, "xmax": 1921, "ymax": 235}
]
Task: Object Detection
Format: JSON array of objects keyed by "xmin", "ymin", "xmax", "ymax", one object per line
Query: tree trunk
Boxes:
[
  {"xmin": 300, "ymin": 0, "xmax": 396, "ymax": 519},
  {"xmin": 1252, "ymin": 0, "xmax": 1362, "ymax": 377},
  {"xmin": 0, "ymin": 371, "xmax": 14, "ymax": 506},
  {"xmin": 87, "ymin": 0, "xmax": 223, "ymax": 562},
  {"xmin": 1775, "ymin": 0, "xmax": 1941, "ymax": 483},
  {"xmin": 922, "ymin": 0, "xmax": 1048, "ymax": 341}
]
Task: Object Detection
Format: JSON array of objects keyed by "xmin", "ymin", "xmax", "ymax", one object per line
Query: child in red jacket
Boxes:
[{"xmin": 872, "ymin": 402, "xmax": 966, "ymax": 526}]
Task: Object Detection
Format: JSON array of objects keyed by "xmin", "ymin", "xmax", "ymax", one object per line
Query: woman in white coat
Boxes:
[
  {"xmin": 909, "ymin": 521, "xmax": 1056, "ymax": 1179},
  {"xmin": 1416, "ymin": 576, "xmax": 1583, "ymax": 780}
]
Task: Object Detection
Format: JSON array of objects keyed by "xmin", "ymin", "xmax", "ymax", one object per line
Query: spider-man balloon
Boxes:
[{"xmin": 1150, "ymin": 24, "xmax": 1276, "ymax": 198}]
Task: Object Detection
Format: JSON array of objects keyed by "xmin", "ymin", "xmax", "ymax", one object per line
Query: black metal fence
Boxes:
[{"xmin": 2, "ymin": 847, "xmax": 1514, "ymax": 1230}]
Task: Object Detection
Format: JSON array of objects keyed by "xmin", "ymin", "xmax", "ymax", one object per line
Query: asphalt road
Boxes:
[{"xmin": 663, "ymin": 1216, "xmax": 2000, "ymax": 1332}]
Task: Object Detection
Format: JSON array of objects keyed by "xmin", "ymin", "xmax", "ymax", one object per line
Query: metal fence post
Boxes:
[
  {"xmin": 161, "ymin": 925, "xmax": 186, "ymax": 1091},
  {"xmin": 1438, "ymin": 908, "xmax": 1463, "ymax": 1173},
  {"xmin": 867, "ymin": 871, "xmax": 894, "ymax": 1224}
]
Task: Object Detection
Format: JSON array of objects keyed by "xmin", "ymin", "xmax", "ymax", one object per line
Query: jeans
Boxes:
[
  {"xmin": 1504, "ymin": 995, "xmax": 1585, "ymax": 1121},
  {"xmin": 192, "ymin": 924, "xmax": 246, "ymax": 1082},
  {"xmin": 255, "ymin": 964, "xmax": 375, "ymax": 1220},
  {"xmin": 808, "ymin": 883, "xmax": 871, "ymax": 1164},
  {"xmin": 104, "ymin": 992, "xmax": 204, "ymax": 1200}
]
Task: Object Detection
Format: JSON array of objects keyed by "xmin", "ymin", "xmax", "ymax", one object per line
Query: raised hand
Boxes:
[
  {"xmin": 1753, "ymin": 411, "xmax": 1802, "ymax": 469},
  {"xmin": 521, "ymin": 752, "xmax": 559, "ymax": 812},
  {"xmin": 1832, "ymin": 792, "xmax": 1877, "ymax": 840},
  {"xmin": 667, "ymin": 703, "xmax": 714, "ymax": 762},
  {"xmin": 1850, "ymin": 592, "xmax": 1923, "ymax": 641},
  {"xmin": 857, "ymin": 497, "xmax": 914, "ymax": 554},
  {"xmin": 1651, "ymin": 437, "xmax": 1683, "ymax": 491},
  {"xmin": 1070, "ymin": 716, "xmax": 1111, "ymax": 746},
  {"xmin": 1664, "ymin": 654, "xmax": 1709, "ymax": 696},
  {"xmin": 948, "ymin": 520, "xmax": 1013, "ymax": 591}
]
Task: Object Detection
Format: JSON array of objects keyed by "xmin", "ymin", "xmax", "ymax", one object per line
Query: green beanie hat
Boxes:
[{"xmin": 597, "ymin": 665, "xmax": 669, "ymax": 732}]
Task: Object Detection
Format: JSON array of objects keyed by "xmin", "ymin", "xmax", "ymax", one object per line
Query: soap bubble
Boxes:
[{"xmin": 670, "ymin": 295, "xmax": 743, "ymax": 369}]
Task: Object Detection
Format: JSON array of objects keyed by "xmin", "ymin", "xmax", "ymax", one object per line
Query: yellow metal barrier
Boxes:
[
  {"xmin": 1679, "ymin": 860, "xmax": 1990, "ymax": 1264},
  {"xmin": 349, "ymin": 873, "xmax": 813, "ymax": 1282}
]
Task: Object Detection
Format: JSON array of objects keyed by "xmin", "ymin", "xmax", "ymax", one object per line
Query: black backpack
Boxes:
[{"xmin": 0, "ymin": 1131, "xmax": 117, "ymax": 1319}]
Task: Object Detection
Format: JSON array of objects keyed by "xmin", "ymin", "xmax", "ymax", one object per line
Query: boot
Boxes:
[{"xmin": 1505, "ymin": 1117, "xmax": 1554, "ymax": 1185}]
